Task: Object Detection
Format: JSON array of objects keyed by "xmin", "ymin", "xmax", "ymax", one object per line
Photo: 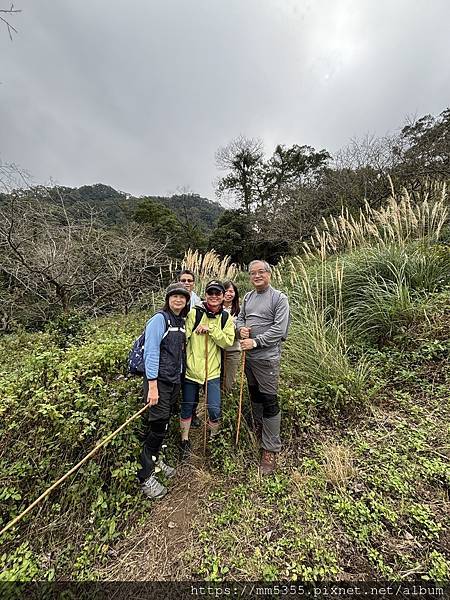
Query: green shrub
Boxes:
[
  {"xmin": 45, "ymin": 310, "xmax": 88, "ymax": 348},
  {"xmin": 0, "ymin": 315, "xmax": 147, "ymax": 579}
]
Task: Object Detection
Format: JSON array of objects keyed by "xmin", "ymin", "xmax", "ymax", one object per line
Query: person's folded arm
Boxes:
[{"xmin": 208, "ymin": 314, "xmax": 236, "ymax": 349}]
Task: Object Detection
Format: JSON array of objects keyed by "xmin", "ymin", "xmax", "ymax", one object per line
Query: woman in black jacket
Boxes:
[{"xmin": 138, "ymin": 283, "xmax": 189, "ymax": 499}]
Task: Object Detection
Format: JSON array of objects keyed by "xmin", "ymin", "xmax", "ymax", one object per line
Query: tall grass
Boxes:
[
  {"xmin": 274, "ymin": 200, "xmax": 449, "ymax": 408},
  {"xmin": 335, "ymin": 243, "xmax": 450, "ymax": 343},
  {"xmin": 276, "ymin": 240, "xmax": 449, "ymax": 350},
  {"xmin": 273, "ymin": 182, "xmax": 449, "ymax": 349},
  {"xmin": 303, "ymin": 182, "xmax": 448, "ymax": 258},
  {"xmin": 168, "ymin": 249, "xmax": 238, "ymax": 293},
  {"xmin": 280, "ymin": 255, "xmax": 371, "ymax": 411}
]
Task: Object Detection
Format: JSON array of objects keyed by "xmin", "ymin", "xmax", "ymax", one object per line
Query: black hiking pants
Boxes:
[{"xmin": 137, "ymin": 378, "xmax": 180, "ymax": 483}]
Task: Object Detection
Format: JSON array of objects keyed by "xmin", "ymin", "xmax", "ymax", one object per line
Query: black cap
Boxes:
[
  {"xmin": 165, "ymin": 283, "xmax": 191, "ymax": 301},
  {"xmin": 205, "ymin": 280, "xmax": 225, "ymax": 294}
]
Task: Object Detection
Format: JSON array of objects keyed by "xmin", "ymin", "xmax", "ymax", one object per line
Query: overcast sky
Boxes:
[{"xmin": 1, "ymin": 0, "xmax": 449, "ymax": 200}]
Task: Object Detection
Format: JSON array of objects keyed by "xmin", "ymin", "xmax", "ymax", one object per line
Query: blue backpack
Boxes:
[
  {"xmin": 128, "ymin": 330, "xmax": 147, "ymax": 375},
  {"xmin": 128, "ymin": 311, "xmax": 183, "ymax": 376}
]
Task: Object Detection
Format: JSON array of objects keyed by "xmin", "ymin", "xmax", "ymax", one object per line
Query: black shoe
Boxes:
[
  {"xmin": 191, "ymin": 415, "xmax": 201, "ymax": 428},
  {"xmin": 180, "ymin": 439, "xmax": 192, "ymax": 461}
]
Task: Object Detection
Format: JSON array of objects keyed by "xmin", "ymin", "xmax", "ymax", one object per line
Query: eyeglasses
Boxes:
[
  {"xmin": 180, "ymin": 279, "xmax": 194, "ymax": 283},
  {"xmin": 250, "ymin": 270, "xmax": 268, "ymax": 277},
  {"xmin": 206, "ymin": 290, "xmax": 223, "ymax": 296}
]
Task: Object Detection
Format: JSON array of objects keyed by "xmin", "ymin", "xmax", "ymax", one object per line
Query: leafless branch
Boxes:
[{"xmin": 0, "ymin": 5, "xmax": 21, "ymax": 40}]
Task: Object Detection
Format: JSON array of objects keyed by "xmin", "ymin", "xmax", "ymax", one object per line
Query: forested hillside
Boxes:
[
  {"xmin": 0, "ymin": 183, "xmax": 223, "ymax": 230},
  {"xmin": 1, "ymin": 108, "xmax": 448, "ymax": 332}
]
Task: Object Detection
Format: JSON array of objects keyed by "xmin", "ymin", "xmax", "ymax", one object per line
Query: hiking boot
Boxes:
[
  {"xmin": 260, "ymin": 450, "xmax": 276, "ymax": 475},
  {"xmin": 141, "ymin": 474, "xmax": 167, "ymax": 499},
  {"xmin": 208, "ymin": 421, "xmax": 220, "ymax": 440},
  {"xmin": 156, "ymin": 458, "xmax": 176, "ymax": 479},
  {"xmin": 180, "ymin": 439, "xmax": 192, "ymax": 461},
  {"xmin": 191, "ymin": 415, "xmax": 201, "ymax": 428},
  {"xmin": 208, "ymin": 429, "xmax": 220, "ymax": 442}
]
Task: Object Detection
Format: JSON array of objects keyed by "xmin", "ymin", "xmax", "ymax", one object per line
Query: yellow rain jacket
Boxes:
[{"xmin": 185, "ymin": 306, "xmax": 236, "ymax": 384}]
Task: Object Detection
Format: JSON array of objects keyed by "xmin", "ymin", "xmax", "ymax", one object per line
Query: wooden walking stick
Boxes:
[
  {"xmin": 203, "ymin": 332, "xmax": 209, "ymax": 454},
  {"xmin": 221, "ymin": 351, "xmax": 227, "ymax": 394},
  {"xmin": 235, "ymin": 349, "xmax": 246, "ymax": 446},
  {"xmin": 0, "ymin": 403, "xmax": 149, "ymax": 538}
]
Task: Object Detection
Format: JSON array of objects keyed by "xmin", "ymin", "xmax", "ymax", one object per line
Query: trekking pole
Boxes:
[
  {"xmin": 235, "ymin": 349, "xmax": 246, "ymax": 446},
  {"xmin": 0, "ymin": 403, "xmax": 149, "ymax": 538},
  {"xmin": 221, "ymin": 352, "xmax": 227, "ymax": 395},
  {"xmin": 203, "ymin": 332, "xmax": 209, "ymax": 454}
]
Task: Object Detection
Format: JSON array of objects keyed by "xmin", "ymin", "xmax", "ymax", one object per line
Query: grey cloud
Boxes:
[{"xmin": 1, "ymin": 0, "xmax": 449, "ymax": 198}]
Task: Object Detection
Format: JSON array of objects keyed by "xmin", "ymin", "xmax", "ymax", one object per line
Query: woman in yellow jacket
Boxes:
[{"xmin": 180, "ymin": 280, "xmax": 235, "ymax": 455}]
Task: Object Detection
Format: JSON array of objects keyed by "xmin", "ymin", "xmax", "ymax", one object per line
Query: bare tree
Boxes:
[
  {"xmin": 0, "ymin": 160, "xmax": 32, "ymax": 194},
  {"xmin": 90, "ymin": 224, "xmax": 170, "ymax": 315},
  {"xmin": 0, "ymin": 184, "xmax": 170, "ymax": 327},
  {"xmin": 328, "ymin": 133, "xmax": 399, "ymax": 208},
  {"xmin": 334, "ymin": 133, "xmax": 398, "ymax": 173},
  {"xmin": 0, "ymin": 4, "xmax": 21, "ymax": 40},
  {"xmin": 0, "ymin": 192, "xmax": 106, "ymax": 313}
]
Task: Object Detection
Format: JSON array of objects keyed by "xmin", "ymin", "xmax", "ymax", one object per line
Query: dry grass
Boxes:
[
  {"xmin": 322, "ymin": 443, "xmax": 356, "ymax": 490},
  {"xmin": 291, "ymin": 469, "xmax": 314, "ymax": 490},
  {"xmin": 303, "ymin": 182, "xmax": 448, "ymax": 259},
  {"xmin": 169, "ymin": 249, "xmax": 238, "ymax": 290}
]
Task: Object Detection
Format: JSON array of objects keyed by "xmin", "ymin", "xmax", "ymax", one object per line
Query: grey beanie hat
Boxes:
[{"xmin": 165, "ymin": 282, "xmax": 190, "ymax": 301}]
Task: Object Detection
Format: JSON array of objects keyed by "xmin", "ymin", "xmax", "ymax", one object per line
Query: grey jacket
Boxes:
[
  {"xmin": 236, "ymin": 285, "xmax": 290, "ymax": 360},
  {"xmin": 189, "ymin": 290, "xmax": 202, "ymax": 309}
]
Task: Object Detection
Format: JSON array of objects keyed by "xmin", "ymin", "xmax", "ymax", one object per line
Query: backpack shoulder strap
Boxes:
[
  {"xmin": 220, "ymin": 310, "xmax": 229, "ymax": 329},
  {"xmin": 156, "ymin": 310, "xmax": 172, "ymax": 339},
  {"xmin": 194, "ymin": 305, "xmax": 229, "ymax": 330},
  {"xmin": 156, "ymin": 310, "xmax": 170, "ymax": 326},
  {"xmin": 193, "ymin": 305, "xmax": 205, "ymax": 331},
  {"xmin": 242, "ymin": 290, "xmax": 253, "ymax": 317}
]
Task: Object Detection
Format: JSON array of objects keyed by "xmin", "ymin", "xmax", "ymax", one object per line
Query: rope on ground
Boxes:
[{"xmin": 0, "ymin": 403, "xmax": 149, "ymax": 539}]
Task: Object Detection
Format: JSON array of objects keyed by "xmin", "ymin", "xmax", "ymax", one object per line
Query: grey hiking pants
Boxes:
[{"xmin": 245, "ymin": 357, "xmax": 281, "ymax": 453}]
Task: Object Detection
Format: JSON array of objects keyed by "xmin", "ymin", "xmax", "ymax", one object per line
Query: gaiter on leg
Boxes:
[
  {"xmin": 248, "ymin": 384, "xmax": 263, "ymax": 430},
  {"xmin": 260, "ymin": 393, "xmax": 281, "ymax": 453}
]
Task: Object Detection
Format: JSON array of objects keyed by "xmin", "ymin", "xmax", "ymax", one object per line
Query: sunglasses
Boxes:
[
  {"xmin": 180, "ymin": 279, "xmax": 194, "ymax": 283},
  {"xmin": 206, "ymin": 289, "xmax": 223, "ymax": 296}
]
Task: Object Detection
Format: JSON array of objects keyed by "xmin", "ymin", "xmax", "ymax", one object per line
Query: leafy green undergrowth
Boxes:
[
  {"xmin": 0, "ymin": 312, "xmax": 151, "ymax": 580},
  {"xmin": 187, "ymin": 303, "xmax": 450, "ymax": 581},
  {"xmin": 0, "ymin": 282, "xmax": 449, "ymax": 581}
]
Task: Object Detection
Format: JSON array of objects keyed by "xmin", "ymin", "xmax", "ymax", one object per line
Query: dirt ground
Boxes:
[{"xmin": 97, "ymin": 430, "xmax": 211, "ymax": 581}]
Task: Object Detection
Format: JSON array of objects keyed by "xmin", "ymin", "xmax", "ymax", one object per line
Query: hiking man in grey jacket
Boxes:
[{"xmin": 236, "ymin": 260, "xmax": 290, "ymax": 475}]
